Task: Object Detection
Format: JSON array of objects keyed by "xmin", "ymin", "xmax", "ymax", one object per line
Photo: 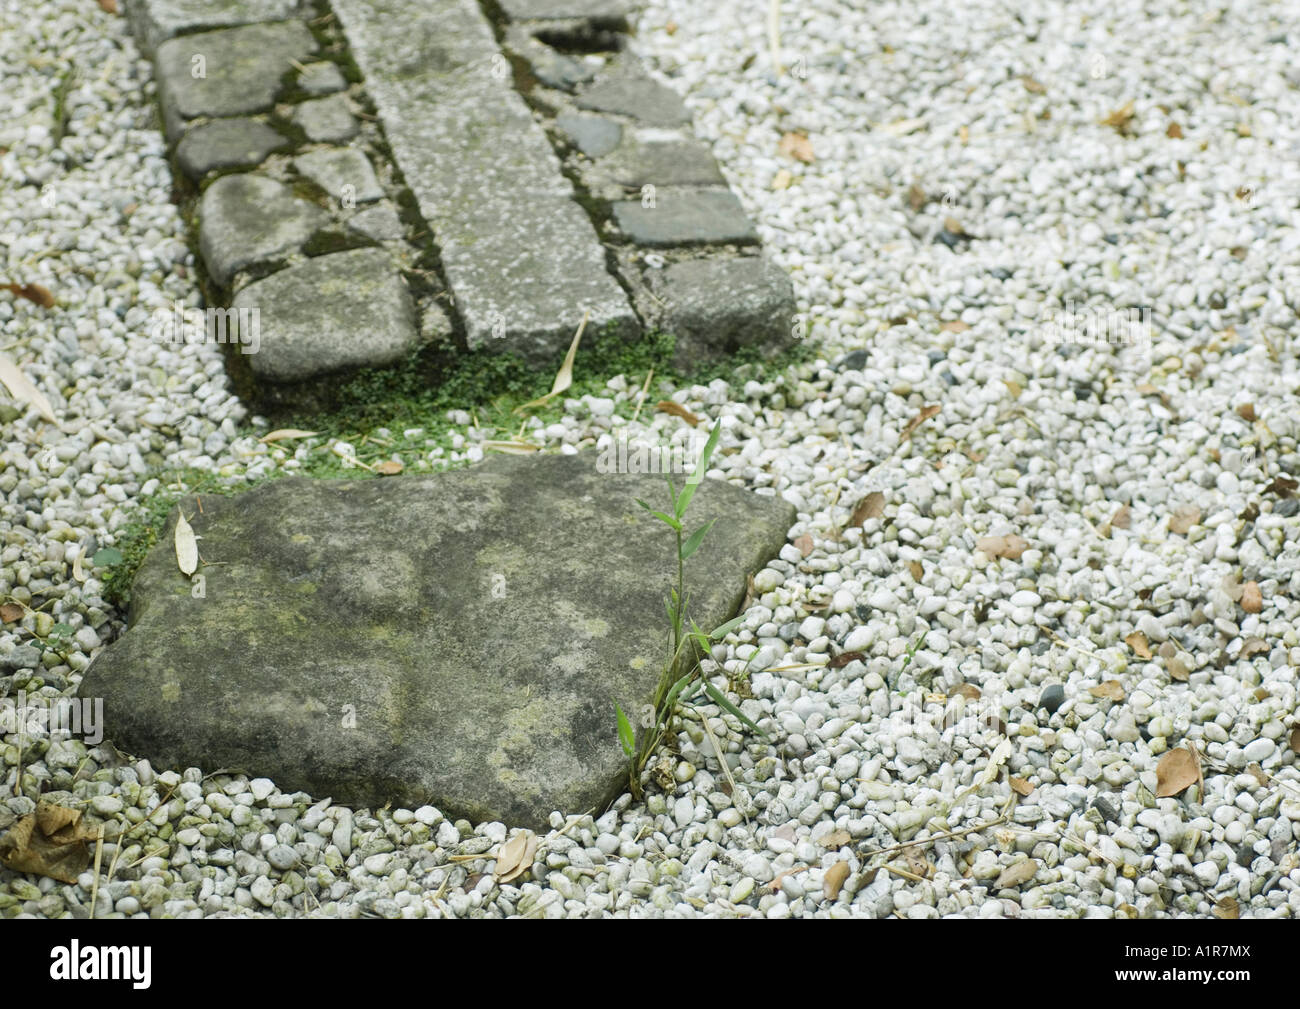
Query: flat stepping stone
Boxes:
[
  {"xmin": 81, "ymin": 455, "xmax": 794, "ymax": 828},
  {"xmin": 292, "ymin": 94, "xmax": 360, "ymax": 144},
  {"xmin": 231, "ymin": 247, "xmax": 418, "ymax": 382},
  {"xmin": 346, "ymin": 201, "xmax": 405, "ymax": 242},
  {"xmin": 647, "ymin": 257, "xmax": 797, "ymax": 368},
  {"xmin": 294, "ymin": 148, "xmax": 384, "ymax": 205},
  {"xmin": 575, "ymin": 65, "xmax": 691, "ymax": 127},
  {"xmin": 591, "ymin": 131, "xmax": 725, "ymax": 189},
  {"xmin": 333, "ymin": 0, "xmax": 638, "ymax": 362},
  {"xmin": 555, "ymin": 111, "xmax": 622, "ymax": 158},
  {"xmin": 155, "ymin": 21, "xmax": 316, "ymax": 141},
  {"xmin": 126, "ymin": 0, "xmax": 303, "ymax": 56},
  {"xmin": 498, "ymin": 0, "xmax": 631, "ymax": 20},
  {"xmin": 297, "ymin": 62, "xmax": 348, "ymax": 96},
  {"xmin": 198, "ymin": 174, "xmax": 329, "ymax": 288},
  {"xmin": 612, "ymin": 187, "xmax": 757, "ymax": 246},
  {"xmin": 175, "ymin": 117, "xmax": 288, "ymax": 181}
]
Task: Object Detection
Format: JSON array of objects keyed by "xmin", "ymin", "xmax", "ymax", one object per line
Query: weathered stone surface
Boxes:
[
  {"xmin": 555, "ymin": 110, "xmax": 622, "ymax": 158},
  {"xmin": 155, "ymin": 21, "xmax": 316, "ymax": 140},
  {"xmin": 612, "ymin": 188, "xmax": 757, "ymax": 246},
  {"xmin": 294, "ymin": 147, "xmax": 383, "ymax": 205},
  {"xmin": 230, "ymin": 248, "xmax": 418, "ymax": 382},
  {"xmin": 174, "ymin": 117, "xmax": 288, "ymax": 181},
  {"xmin": 81, "ymin": 454, "xmax": 794, "ymax": 828},
  {"xmin": 497, "ymin": 0, "xmax": 630, "ymax": 22},
  {"xmin": 575, "ymin": 63, "xmax": 691, "ymax": 126},
  {"xmin": 505, "ymin": 27, "xmax": 593, "ymax": 91},
  {"xmin": 198, "ymin": 174, "xmax": 329, "ymax": 288},
  {"xmin": 590, "ymin": 132, "xmax": 725, "ymax": 189},
  {"xmin": 333, "ymin": 0, "xmax": 637, "ymax": 363},
  {"xmin": 126, "ymin": 0, "xmax": 304, "ymax": 57},
  {"xmin": 297, "ymin": 61, "xmax": 347, "ymax": 96},
  {"xmin": 292, "ymin": 94, "xmax": 359, "ymax": 144},
  {"xmin": 346, "ymin": 202, "xmax": 405, "ymax": 242},
  {"xmin": 647, "ymin": 256, "xmax": 797, "ymax": 369}
]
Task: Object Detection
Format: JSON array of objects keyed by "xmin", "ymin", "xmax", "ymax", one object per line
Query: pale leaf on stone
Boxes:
[
  {"xmin": 823, "ymin": 860, "xmax": 849, "ymax": 900},
  {"xmin": 174, "ymin": 512, "xmax": 198, "ymax": 577},
  {"xmin": 1155, "ymin": 748, "xmax": 1198, "ymax": 798},
  {"xmin": 994, "ymin": 859, "xmax": 1038, "ymax": 888}
]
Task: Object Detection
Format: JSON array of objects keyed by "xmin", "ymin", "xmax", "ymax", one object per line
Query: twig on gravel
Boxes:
[
  {"xmin": 766, "ymin": 0, "xmax": 783, "ymax": 76},
  {"xmin": 856, "ymin": 814, "xmax": 1008, "ymax": 860}
]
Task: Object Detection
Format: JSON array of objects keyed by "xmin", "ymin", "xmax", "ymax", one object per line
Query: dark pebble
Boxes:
[
  {"xmin": 1276, "ymin": 498, "xmax": 1299, "ymax": 517},
  {"xmin": 989, "ymin": 267, "xmax": 1012, "ymax": 281},
  {"xmin": 835, "ymin": 349, "xmax": 869, "ymax": 372},
  {"xmin": 1038, "ymin": 683, "xmax": 1065, "ymax": 713},
  {"xmin": 1092, "ymin": 796, "xmax": 1121, "ymax": 824},
  {"xmin": 927, "ymin": 350, "xmax": 946, "ymax": 365},
  {"xmin": 940, "ymin": 371, "xmax": 958, "ymax": 386}
]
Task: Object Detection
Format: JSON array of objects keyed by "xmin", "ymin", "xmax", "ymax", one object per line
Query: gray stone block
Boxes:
[
  {"xmin": 648, "ymin": 256, "xmax": 797, "ymax": 369},
  {"xmin": 292, "ymin": 94, "xmax": 359, "ymax": 144},
  {"xmin": 81, "ymin": 453, "xmax": 794, "ymax": 828},
  {"xmin": 592, "ymin": 131, "xmax": 725, "ymax": 188},
  {"xmin": 126, "ymin": 0, "xmax": 304, "ymax": 57},
  {"xmin": 294, "ymin": 147, "xmax": 383, "ymax": 205},
  {"xmin": 555, "ymin": 110, "xmax": 622, "ymax": 158},
  {"xmin": 198, "ymin": 174, "xmax": 329, "ymax": 288},
  {"xmin": 297, "ymin": 61, "xmax": 347, "ymax": 96},
  {"xmin": 612, "ymin": 187, "xmax": 757, "ymax": 246},
  {"xmin": 576, "ymin": 65, "xmax": 691, "ymax": 126},
  {"xmin": 230, "ymin": 248, "xmax": 419, "ymax": 382},
  {"xmin": 174, "ymin": 117, "xmax": 287, "ymax": 180},
  {"xmin": 497, "ymin": 0, "xmax": 630, "ymax": 22},
  {"xmin": 346, "ymin": 202, "xmax": 406, "ymax": 242},
  {"xmin": 155, "ymin": 21, "xmax": 316, "ymax": 141}
]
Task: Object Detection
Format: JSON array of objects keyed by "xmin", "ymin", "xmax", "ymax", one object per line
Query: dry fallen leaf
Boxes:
[
  {"xmin": 1241, "ymin": 581, "xmax": 1262, "ymax": 613},
  {"xmin": 97, "ymin": 0, "xmax": 118, "ymax": 11},
  {"xmin": 1155, "ymin": 748, "xmax": 1199, "ymax": 798},
  {"xmin": 1212, "ymin": 896, "xmax": 1239, "ymax": 920},
  {"xmin": 1090, "ymin": 680, "xmax": 1126, "ymax": 702},
  {"xmin": 656, "ymin": 400, "xmax": 702, "ymax": 427},
  {"xmin": 827, "ymin": 650, "xmax": 866, "ymax": 669},
  {"xmin": 493, "ymin": 829, "xmax": 538, "ymax": 884},
  {"xmin": 907, "ymin": 560, "xmax": 923, "ymax": 581},
  {"xmin": 71, "ymin": 545, "xmax": 86, "ymax": 583},
  {"xmin": 1169, "ymin": 505, "xmax": 1201, "ymax": 535},
  {"xmin": 174, "ymin": 511, "xmax": 198, "ymax": 577},
  {"xmin": 1240, "ymin": 637, "xmax": 1268, "ymax": 659},
  {"xmin": 2, "ymin": 282, "xmax": 55, "ymax": 308},
  {"xmin": 823, "ymin": 860, "xmax": 850, "ymax": 900},
  {"xmin": 1110, "ymin": 504, "xmax": 1132, "ymax": 530},
  {"xmin": 769, "ymin": 865, "xmax": 809, "ymax": 893},
  {"xmin": 778, "ymin": 131, "xmax": 815, "ymax": 163},
  {"xmin": 994, "ymin": 859, "xmax": 1039, "ymax": 888},
  {"xmin": 373, "ymin": 460, "xmax": 403, "ymax": 475},
  {"xmin": 1166, "ymin": 121, "xmax": 1184, "ymax": 139},
  {"xmin": 1235, "ymin": 402, "xmax": 1256, "ymax": 422},
  {"xmin": 1290, "ymin": 727, "xmax": 1300, "ymax": 754},
  {"xmin": 771, "ymin": 168, "xmax": 794, "ymax": 190},
  {"xmin": 515, "ymin": 311, "xmax": 587, "ymax": 414},
  {"xmin": 975, "ymin": 534, "xmax": 1029, "ymax": 560},
  {"xmin": 820, "ymin": 829, "xmax": 852, "ymax": 849},
  {"xmin": 849, "ymin": 491, "xmax": 885, "ymax": 526},
  {"xmin": 1168, "ymin": 655, "xmax": 1190, "ymax": 682},
  {"xmin": 1101, "ymin": 99, "xmax": 1136, "ymax": 133},
  {"xmin": 1247, "ymin": 763, "xmax": 1269, "ymax": 787},
  {"xmin": 0, "ymin": 801, "xmax": 100, "ymax": 883},
  {"xmin": 907, "ymin": 184, "xmax": 927, "ymax": 211},
  {"xmin": 0, "ymin": 352, "xmax": 59, "ymax": 424},
  {"xmin": 942, "ymin": 216, "xmax": 967, "ymax": 237},
  {"xmin": 1020, "ymin": 75, "xmax": 1046, "ymax": 94},
  {"xmin": 953, "ymin": 683, "xmax": 982, "ymax": 700},
  {"xmin": 1125, "ymin": 631, "xmax": 1152, "ymax": 660},
  {"xmin": 1009, "ymin": 776, "xmax": 1034, "ymax": 796},
  {"xmin": 1264, "ymin": 476, "xmax": 1298, "ymax": 498},
  {"xmin": 0, "ymin": 603, "xmax": 23, "ymax": 623},
  {"xmin": 941, "ymin": 320, "xmax": 970, "ymax": 333},
  {"xmin": 258, "ymin": 429, "xmax": 319, "ymax": 443},
  {"xmin": 900, "ymin": 404, "xmax": 940, "ymax": 441},
  {"xmin": 902, "ymin": 847, "xmax": 930, "ymax": 877},
  {"xmin": 793, "ymin": 533, "xmax": 814, "ymax": 557}
]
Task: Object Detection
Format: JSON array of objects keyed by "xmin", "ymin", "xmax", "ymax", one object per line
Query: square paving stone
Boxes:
[
  {"xmin": 346, "ymin": 202, "xmax": 406, "ymax": 242},
  {"xmin": 591, "ymin": 131, "xmax": 725, "ymax": 188},
  {"xmin": 648, "ymin": 256, "xmax": 797, "ymax": 369},
  {"xmin": 498, "ymin": 0, "xmax": 630, "ymax": 22},
  {"xmin": 555, "ymin": 110, "xmax": 622, "ymax": 158},
  {"xmin": 198, "ymin": 174, "xmax": 329, "ymax": 288},
  {"xmin": 127, "ymin": 0, "xmax": 304, "ymax": 57},
  {"xmin": 292, "ymin": 94, "xmax": 360, "ymax": 143},
  {"xmin": 174, "ymin": 117, "xmax": 288, "ymax": 181},
  {"xmin": 231, "ymin": 247, "xmax": 419, "ymax": 383},
  {"xmin": 576, "ymin": 64, "xmax": 691, "ymax": 127},
  {"xmin": 297, "ymin": 61, "xmax": 348, "ymax": 96},
  {"xmin": 155, "ymin": 21, "xmax": 316, "ymax": 141},
  {"xmin": 293, "ymin": 147, "xmax": 384, "ymax": 205},
  {"xmin": 612, "ymin": 187, "xmax": 758, "ymax": 246}
]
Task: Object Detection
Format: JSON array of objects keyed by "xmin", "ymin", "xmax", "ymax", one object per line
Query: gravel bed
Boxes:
[{"xmin": 1, "ymin": 0, "xmax": 1298, "ymax": 918}]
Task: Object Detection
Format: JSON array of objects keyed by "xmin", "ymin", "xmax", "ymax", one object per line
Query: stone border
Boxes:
[{"xmin": 124, "ymin": 0, "xmax": 796, "ymax": 404}]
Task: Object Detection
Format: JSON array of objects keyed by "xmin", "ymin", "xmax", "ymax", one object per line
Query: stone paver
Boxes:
[
  {"xmin": 297, "ymin": 61, "xmax": 348, "ymax": 96},
  {"xmin": 155, "ymin": 21, "xmax": 316, "ymax": 141},
  {"xmin": 555, "ymin": 110, "xmax": 622, "ymax": 157},
  {"xmin": 174, "ymin": 117, "xmax": 288, "ymax": 181},
  {"xmin": 126, "ymin": 0, "xmax": 304, "ymax": 57},
  {"xmin": 612, "ymin": 187, "xmax": 758, "ymax": 246},
  {"xmin": 294, "ymin": 147, "xmax": 384, "ymax": 205},
  {"xmin": 332, "ymin": 0, "xmax": 638, "ymax": 362},
  {"xmin": 198, "ymin": 173, "xmax": 329, "ymax": 288},
  {"xmin": 292, "ymin": 94, "xmax": 360, "ymax": 144},
  {"xmin": 590, "ymin": 132, "xmax": 726, "ymax": 190},
  {"xmin": 497, "ymin": 0, "xmax": 631, "ymax": 22},
  {"xmin": 575, "ymin": 62, "xmax": 691, "ymax": 127},
  {"xmin": 346, "ymin": 202, "xmax": 406, "ymax": 242},
  {"xmin": 80, "ymin": 453, "xmax": 794, "ymax": 828},
  {"xmin": 231, "ymin": 248, "xmax": 419, "ymax": 382}
]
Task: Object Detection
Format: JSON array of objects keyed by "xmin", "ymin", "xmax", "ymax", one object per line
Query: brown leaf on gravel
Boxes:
[
  {"xmin": 823, "ymin": 860, "xmax": 850, "ymax": 900},
  {"xmin": 1241, "ymin": 581, "xmax": 1263, "ymax": 613},
  {"xmin": 994, "ymin": 859, "xmax": 1039, "ymax": 888},
  {"xmin": 1101, "ymin": 99, "xmax": 1136, "ymax": 134},
  {"xmin": 1110, "ymin": 504, "xmax": 1132, "ymax": 529},
  {"xmin": 1212, "ymin": 896, "xmax": 1239, "ymax": 920},
  {"xmin": 655, "ymin": 400, "xmax": 702, "ymax": 427},
  {"xmin": 1155, "ymin": 748, "xmax": 1199, "ymax": 798},
  {"xmin": 976, "ymin": 534, "xmax": 1029, "ymax": 560},
  {"xmin": 0, "ymin": 802, "xmax": 100, "ymax": 883},
  {"xmin": 821, "ymin": 829, "xmax": 852, "ymax": 849},
  {"xmin": 2, "ymin": 283, "xmax": 55, "ymax": 308},
  {"xmin": 941, "ymin": 320, "xmax": 969, "ymax": 333},
  {"xmin": 1020, "ymin": 75, "xmax": 1046, "ymax": 94},
  {"xmin": 1166, "ymin": 121, "xmax": 1184, "ymax": 138},
  {"xmin": 827, "ymin": 650, "xmax": 866, "ymax": 669},
  {"xmin": 849, "ymin": 491, "xmax": 885, "ymax": 527},
  {"xmin": 1009, "ymin": 776, "xmax": 1035, "ymax": 796},
  {"xmin": 373, "ymin": 460, "xmax": 403, "ymax": 475},
  {"xmin": 907, "ymin": 184, "xmax": 927, "ymax": 211},
  {"xmin": 793, "ymin": 533, "xmax": 814, "ymax": 557},
  {"xmin": 97, "ymin": 0, "xmax": 119, "ymax": 11},
  {"xmin": 1168, "ymin": 655, "xmax": 1190, "ymax": 682},
  {"xmin": 1290, "ymin": 727, "xmax": 1300, "ymax": 754},
  {"xmin": 1125, "ymin": 631, "xmax": 1152, "ymax": 660},
  {"xmin": 907, "ymin": 560, "xmax": 923, "ymax": 581},
  {"xmin": 778, "ymin": 132, "xmax": 815, "ymax": 163},
  {"xmin": 1090, "ymin": 680, "xmax": 1126, "ymax": 702},
  {"xmin": 1235, "ymin": 402, "xmax": 1256, "ymax": 422},
  {"xmin": 900, "ymin": 404, "xmax": 940, "ymax": 441},
  {"xmin": 1239, "ymin": 637, "xmax": 1268, "ymax": 659},
  {"xmin": 1265, "ymin": 476, "xmax": 1298, "ymax": 498},
  {"xmin": 953, "ymin": 683, "xmax": 982, "ymax": 700},
  {"xmin": 1169, "ymin": 505, "xmax": 1201, "ymax": 534},
  {"xmin": 1, "ymin": 603, "xmax": 23, "ymax": 623},
  {"xmin": 493, "ymin": 829, "xmax": 538, "ymax": 884},
  {"xmin": 771, "ymin": 168, "xmax": 794, "ymax": 190}
]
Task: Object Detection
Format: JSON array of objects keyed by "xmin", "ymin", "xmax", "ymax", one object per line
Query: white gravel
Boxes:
[{"xmin": 2, "ymin": 0, "xmax": 1299, "ymax": 918}]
